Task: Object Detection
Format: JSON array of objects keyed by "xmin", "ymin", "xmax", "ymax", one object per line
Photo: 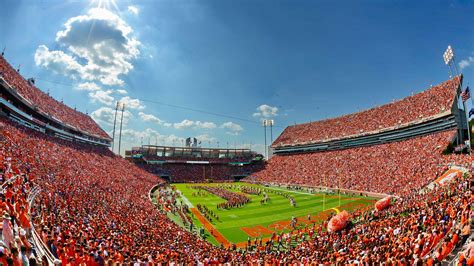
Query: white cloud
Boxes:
[
  {"xmin": 138, "ymin": 111, "xmax": 165, "ymax": 125},
  {"xmin": 173, "ymin": 119, "xmax": 195, "ymax": 129},
  {"xmin": 195, "ymin": 134, "xmax": 216, "ymax": 143},
  {"xmin": 252, "ymin": 104, "xmax": 278, "ymax": 118},
  {"xmin": 116, "ymin": 89, "xmax": 128, "ymax": 94},
  {"xmin": 119, "ymin": 96, "xmax": 144, "ymax": 110},
  {"xmin": 459, "ymin": 56, "xmax": 474, "ymax": 70},
  {"xmin": 76, "ymin": 82, "xmax": 101, "ymax": 91},
  {"xmin": 35, "ymin": 8, "xmax": 140, "ymax": 86},
  {"xmin": 89, "ymin": 89, "xmax": 114, "ymax": 105},
  {"xmin": 128, "ymin": 5, "xmax": 139, "ymax": 15},
  {"xmin": 173, "ymin": 119, "xmax": 217, "ymax": 130},
  {"xmin": 220, "ymin": 121, "xmax": 243, "ymax": 135},
  {"xmin": 121, "ymin": 128, "xmax": 184, "ymax": 146},
  {"xmin": 195, "ymin": 121, "xmax": 217, "ymax": 129},
  {"xmin": 35, "ymin": 45, "xmax": 84, "ymax": 78},
  {"xmin": 91, "ymin": 106, "xmax": 132, "ymax": 127}
]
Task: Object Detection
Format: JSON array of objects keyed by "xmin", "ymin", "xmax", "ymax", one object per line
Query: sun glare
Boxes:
[{"xmin": 90, "ymin": 0, "xmax": 118, "ymax": 11}]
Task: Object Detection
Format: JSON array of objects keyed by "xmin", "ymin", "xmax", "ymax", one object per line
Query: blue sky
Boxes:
[{"xmin": 0, "ymin": 0, "xmax": 473, "ymax": 155}]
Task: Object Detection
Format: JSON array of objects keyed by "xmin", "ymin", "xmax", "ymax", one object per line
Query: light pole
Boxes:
[
  {"xmin": 111, "ymin": 101, "xmax": 120, "ymax": 153},
  {"xmin": 118, "ymin": 103, "xmax": 126, "ymax": 156},
  {"xmin": 262, "ymin": 120, "xmax": 268, "ymax": 158},
  {"xmin": 262, "ymin": 119, "xmax": 274, "ymax": 159}
]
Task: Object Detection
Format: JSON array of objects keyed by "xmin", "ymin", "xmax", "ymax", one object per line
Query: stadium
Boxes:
[{"xmin": 0, "ymin": 1, "xmax": 474, "ymax": 265}]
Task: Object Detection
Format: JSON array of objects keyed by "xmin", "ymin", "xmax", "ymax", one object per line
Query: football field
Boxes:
[{"xmin": 173, "ymin": 182, "xmax": 376, "ymax": 246}]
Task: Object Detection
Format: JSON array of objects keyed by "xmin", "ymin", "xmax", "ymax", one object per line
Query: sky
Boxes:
[{"xmin": 0, "ymin": 0, "xmax": 473, "ymax": 156}]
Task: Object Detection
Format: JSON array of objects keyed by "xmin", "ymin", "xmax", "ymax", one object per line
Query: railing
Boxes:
[{"xmin": 27, "ymin": 187, "xmax": 59, "ymax": 265}]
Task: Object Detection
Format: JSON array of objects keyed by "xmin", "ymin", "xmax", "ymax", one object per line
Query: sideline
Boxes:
[
  {"xmin": 177, "ymin": 189, "xmax": 194, "ymax": 208},
  {"xmin": 264, "ymin": 186, "xmax": 318, "ymax": 196},
  {"xmin": 190, "ymin": 208, "xmax": 231, "ymax": 247}
]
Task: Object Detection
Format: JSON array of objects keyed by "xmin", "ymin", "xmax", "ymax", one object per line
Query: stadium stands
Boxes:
[
  {"xmin": 0, "ymin": 52, "xmax": 471, "ymax": 263},
  {"xmin": 1, "ymin": 115, "xmax": 472, "ymax": 264},
  {"xmin": 250, "ymin": 129, "xmax": 471, "ymax": 196},
  {"xmin": 273, "ymin": 77, "xmax": 460, "ymax": 148},
  {"xmin": 141, "ymin": 163, "xmax": 264, "ymax": 182},
  {"xmin": 0, "ymin": 55, "xmax": 109, "ymax": 139}
]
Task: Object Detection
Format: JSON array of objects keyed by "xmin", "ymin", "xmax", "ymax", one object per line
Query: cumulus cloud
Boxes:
[
  {"xmin": 118, "ymin": 96, "xmax": 144, "ymax": 110},
  {"xmin": 220, "ymin": 121, "xmax": 243, "ymax": 135},
  {"xmin": 91, "ymin": 106, "xmax": 132, "ymax": 127},
  {"xmin": 76, "ymin": 82, "xmax": 101, "ymax": 91},
  {"xmin": 459, "ymin": 55, "xmax": 474, "ymax": 70},
  {"xmin": 253, "ymin": 104, "xmax": 278, "ymax": 118},
  {"xmin": 174, "ymin": 119, "xmax": 194, "ymax": 129},
  {"xmin": 35, "ymin": 45, "xmax": 84, "ymax": 77},
  {"xmin": 195, "ymin": 134, "xmax": 216, "ymax": 143},
  {"xmin": 116, "ymin": 89, "xmax": 128, "ymax": 94},
  {"xmin": 89, "ymin": 89, "xmax": 114, "ymax": 106},
  {"xmin": 138, "ymin": 111, "xmax": 165, "ymax": 125},
  {"xmin": 35, "ymin": 8, "xmax": 140, "ymax": 86},
  {"xmin": 173, "ymin": 119, "xmax": 217, "ymax": 130},
  {"xmin": 121, "ymin": 128, "xmax": 184, "ymax": 146}
]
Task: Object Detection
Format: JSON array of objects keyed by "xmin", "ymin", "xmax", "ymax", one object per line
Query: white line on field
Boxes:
[
  {"xmin": 264, "ymin": 186, "xmax": 317, "ymax": 196},
  {"xmin": 177, "ymin": 190, "xmax": 194, "ymax": 208}
]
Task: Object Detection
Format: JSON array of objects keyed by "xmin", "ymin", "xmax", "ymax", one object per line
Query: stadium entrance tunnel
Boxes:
[{"xmin": 232, "ymin": 175, "xmax": 247, "ymax": 181}]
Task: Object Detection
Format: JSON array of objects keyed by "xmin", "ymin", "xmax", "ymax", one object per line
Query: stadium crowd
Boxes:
[
  {"xmin": 0, "ymin": 143, "xmax": 38, "ymax": 265},
  {"xmin": 141, "ymin": 163, "xmax": 263, "ymax": 183},
  {"xmin": 1, "ymin": 112, "xmax": 473, "ymax": 264},
  {"xmin": 251, "ymin": 129, "xmax": 471, "ymax": 196},
  {"xmin": 273, "ymin": 77, "xmax": 460, "ymax": 147},
  {"xmin": 0, "ymin": 55, "xmax": 109, "ymax": 139}
]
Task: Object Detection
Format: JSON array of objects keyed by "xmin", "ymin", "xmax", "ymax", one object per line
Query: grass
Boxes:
[{"xmin": 173, "ymin": 182, "xmax": 376, "ymax": 245}]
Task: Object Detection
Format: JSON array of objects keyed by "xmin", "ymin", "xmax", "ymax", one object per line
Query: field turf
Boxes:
[{"xmin": 173, "ymin": 182, "xmax": 376, "ymax": 245}]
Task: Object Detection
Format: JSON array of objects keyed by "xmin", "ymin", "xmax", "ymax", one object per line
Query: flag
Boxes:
[
  {"xmin": 469, "ymin": 108, "xmax": 474, "ymax": 118},
  {"xmin": 461, "ymin": 87, "xmax": 470, "ymax": 102}
]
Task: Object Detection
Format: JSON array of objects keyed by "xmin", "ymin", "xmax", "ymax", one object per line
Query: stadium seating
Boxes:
[
  {"xmin": 250, "ymin": 130, "xmax": 470, "ymax": 196},
  {"xmin": 0, "ymin": 55, "xmax": 109, "ymax": 139},
  {"xmin": 2, "ymin": 114, "xmax": 472, "ymax": 264},
  {"xmin": 142, "ymin": 163, "xmax": 263, "ymax": 183},
  {"xmin": 273, "ymin": 77, "xmax": 460, "ymax": 147},
  {"xmin": 0, "ymin": 56, "xmax": 472, "ymax": 263}
]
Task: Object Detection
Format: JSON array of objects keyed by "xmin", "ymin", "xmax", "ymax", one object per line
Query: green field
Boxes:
[{"xmin": 173, "ymin": 182, "xmax": 376, "ymax": 245}]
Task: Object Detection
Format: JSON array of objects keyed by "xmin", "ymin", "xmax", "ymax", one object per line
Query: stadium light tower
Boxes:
[
  {"xmin": 269, "ymin": 119, "xmax": 274, "ymax": 143},
  {"xmin": 111, "ymin": 101, "xmax": 120, "ymax": 153},
  {"xmin": 443, "ymin": 45, "xmax": 471, "ymax": 149},
  {"xmin": 262, "ymin": 120, "xmax": 268, "ymax": 158},
  {"xmin": 262, "ymin": 119, "xmax": 275, "ymax": 159},
  {"xmin": 118, "ymin": 103, "xmax": 126, "ymax": 156},
  {"xmin": 443, "ymin": 46, "xmax": 454, "ymax": 77}
]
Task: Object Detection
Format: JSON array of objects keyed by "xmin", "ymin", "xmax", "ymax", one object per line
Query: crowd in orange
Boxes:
[
  {"xmin": 1, "ymin": 115, "xmax": 472, "ymax": 264},
  {"xmin": 0, "ymin": 52, "xmax": 472, "ymax": 263},
  {"xmin": 0, "ymin": 55, "xmax": 109, "ymax": 139},
  {"xmin": 141, "ymin": 163, "xmax": 263, "ymax": 183},
  {"xmin": 273, "ymin": 76, "xmax": 459, "ymax": 147},
  {"xmin": 250, "ymin": 130, "xmax": 471, "ymax": 196}
]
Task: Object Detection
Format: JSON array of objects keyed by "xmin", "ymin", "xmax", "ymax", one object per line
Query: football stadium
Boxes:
[{"xmin": 0, "ymin": 1, "xmax": 473, "ymax": 265}]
